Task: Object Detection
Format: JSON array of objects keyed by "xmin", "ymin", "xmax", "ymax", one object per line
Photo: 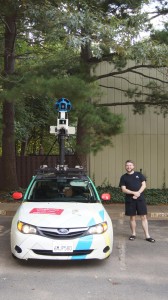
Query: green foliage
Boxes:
[
  {"xmin": 97, "ymin": 184, "xmax": 168, "ymax": 205},
  {"xmin": 6, "ymin": 70, "xmax": 124, "ymax": 155},
  {"xmin": 75, "ymin": 102, "xmax": 124, "ymax": 154},
  {"xmin": 131, "ymin": 80, "xmax": 168, "ymax": 116},
  {"xmin": 0, "ymin": 0, "xmax": 168, "ymax": 190},
  {"xmin": 151, "ymin": 23, "xmax": 168, "ymax": 45},
  {"xmin": 13, "ymin": 94, "xmax": 56, "ymax": 155},
  {"xmin": 0, "ymin": 188, "xmax": 26, "ymax": 202},
  {"xmin": 97, "ymin": 185, "xmax": 125, "ymax": 204},
  {"xmin": 1, "ymin": 186, "xmax": 168, "ymax": 204},
  {"xmin": 144, "ymin": 188, "xmax": 168, "ymax": 205},
  {"xmin": 66, "ymin": 0, "xmax": 150, "ymax": 59}
]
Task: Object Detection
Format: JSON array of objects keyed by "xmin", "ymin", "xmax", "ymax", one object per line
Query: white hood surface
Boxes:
[{"xmin": 16, "ymin": 202, "xmax": 107, "ymax": 228}]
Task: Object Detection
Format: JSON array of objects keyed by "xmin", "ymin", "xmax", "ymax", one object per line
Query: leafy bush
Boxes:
[
  {"xmin": 97, "ymin": 185, "xmax": 168, "ymax": 205},
  {"xmin": 144, "ymin": 189, "xmax": 168, "ymax": 205},
  {"xmin": 1, "ymin": 186, "xmax": 168, "ymax": 205},
  {"xmin": 97, "ymin": 185, "xmax": 124, "ymax": 204},
  {"xmin": 0, "ymin": 188, "xmax": 26, "ymax": 202}
]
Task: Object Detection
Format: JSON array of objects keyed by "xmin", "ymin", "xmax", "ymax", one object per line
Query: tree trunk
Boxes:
[
  {"xmin": 20, "ymin": 141, "xmax": 28, "ymax": 156},
  {"xmin": 1, "ymin": 14, "xmax": 18, "ymax": 190}
]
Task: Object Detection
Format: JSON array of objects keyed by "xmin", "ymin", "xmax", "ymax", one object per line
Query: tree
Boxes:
[
  {"xmin": 0, "ymin": 0, "xmax": 167, "ymax": 190},
  {"xmin": 1, "ymin": 8, "xmax": 18, "ymax": 190},
  {"xmin": 90, "ymin": 1, "xmax": 168, "ymax": 116},
  {"xmin": 2, "ymin": 1, "xmax": 126, "ymax": 180},
  {"xmin": 0, "ymin": 0, "xmax": 62, "ymax": 190},
  {"xmin": 66, "ymin": 1, "xmax": 168, "ymax": 115}
]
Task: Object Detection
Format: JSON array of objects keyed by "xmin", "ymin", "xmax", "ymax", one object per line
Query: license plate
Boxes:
[{"xmin": 53, "ymin": 241, "xmax": 73, "ymax": 253}]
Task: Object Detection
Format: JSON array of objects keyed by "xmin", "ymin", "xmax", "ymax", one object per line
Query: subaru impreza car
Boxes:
[{"xmin": 11, "ymin": 166, "xmax": 113, "ymax": 261}]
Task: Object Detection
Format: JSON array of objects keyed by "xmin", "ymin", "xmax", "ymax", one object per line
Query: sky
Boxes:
[
  {"xmin": 139, "ymin": 0, "xmax": 167, "ymax": 39},
  {"xmin": 142, "ymin": 0, "xmax": 167, "ymax": 30}
]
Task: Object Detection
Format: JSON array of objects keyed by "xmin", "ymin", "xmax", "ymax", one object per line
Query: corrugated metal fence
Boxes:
[{"xmin": 0, "ymin": 155, "xmax": 77, "ymax": 188}]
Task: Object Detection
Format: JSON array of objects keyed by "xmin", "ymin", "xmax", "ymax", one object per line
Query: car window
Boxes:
[{"xmin": 26, "ymin": 179, "xmax": 98, "ymax": 203}]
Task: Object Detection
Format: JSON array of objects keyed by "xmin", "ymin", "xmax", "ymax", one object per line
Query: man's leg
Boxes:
[
  {"xmin": 140, "ymin": 215, "xmax": 150, "ymax": 238},
  {"xmin": 130, "ymin": 215, "xmax": 136, "ymax": 236}
]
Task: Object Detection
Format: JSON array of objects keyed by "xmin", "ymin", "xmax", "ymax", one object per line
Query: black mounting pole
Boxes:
[
  {"xmin": 53, "ymin": 98, "xmax": 73, "ymax": 168},
  {"xmin": 58, "ymin": 129, "xmax": 66, "ymax": 165}
]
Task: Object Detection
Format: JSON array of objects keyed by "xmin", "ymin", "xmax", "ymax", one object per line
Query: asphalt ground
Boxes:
[
  {"xmin": 0, "ymin": 216, "xmax": 167, "ymax": 300},
  {"xmin": 0, "ymin": 202, "xmax": 168, "ymax": 220}
]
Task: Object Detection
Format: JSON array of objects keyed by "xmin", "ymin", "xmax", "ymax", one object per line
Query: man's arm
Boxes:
[
  {"xmin": 121, "ymin": 186, "xmax": 140, "ymax": 198},
  {"xmin": 138, "ymin": 181, "xmax": 146, "ymax": 194},
  {"xmin": 121, "ymin": 180, "xmax": 146, "ymax": 198}
]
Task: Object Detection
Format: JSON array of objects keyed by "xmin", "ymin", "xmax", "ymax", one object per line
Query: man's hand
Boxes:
[{"xmin": 133, "ymin": 191, "xmax": 141, "ymax": 199}]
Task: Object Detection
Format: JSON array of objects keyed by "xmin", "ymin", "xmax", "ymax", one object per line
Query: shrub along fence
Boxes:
[{"xmin": 97, "ymin": 186, "xmax": 168, "ymax": 205}]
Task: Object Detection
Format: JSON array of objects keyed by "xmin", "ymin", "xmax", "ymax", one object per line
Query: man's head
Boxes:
[{"xmin": 125, "ymin": 160, "xmax": 135, "ymax": 174}]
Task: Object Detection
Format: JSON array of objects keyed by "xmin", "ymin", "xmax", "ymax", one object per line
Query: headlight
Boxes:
[
  {"xmin": 17, "ymin": 221, "xmax": 37, "ymax": 234},
  {"xmin": 87, "ymin": 222, "xmax": 108, "ymax": 235}
]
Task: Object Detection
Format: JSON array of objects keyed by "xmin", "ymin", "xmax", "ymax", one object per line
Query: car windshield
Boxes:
[{"xmin": 25, "ymin": 178, "xmax": 98, "ymax": 203}]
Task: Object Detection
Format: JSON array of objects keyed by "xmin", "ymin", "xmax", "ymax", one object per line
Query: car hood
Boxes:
[{"xmin": 16, "ymin": 202, "xmax": 108, "ymax": 228}]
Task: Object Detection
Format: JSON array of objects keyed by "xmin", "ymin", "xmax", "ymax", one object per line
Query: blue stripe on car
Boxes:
[
  {"xmin": 99, "ymin": 209, "xmax": 104, "ymax": 221},
  {"xmin": 72, "ymin": 236, "xmax": 93, "ymax": 260},
  {"xmin": 87, "ymin": 218, "xmax": 95, "ymax": 226},
  {"xmin": 72, "ymin": 213, "xmax": 104, "ymax": 260}
]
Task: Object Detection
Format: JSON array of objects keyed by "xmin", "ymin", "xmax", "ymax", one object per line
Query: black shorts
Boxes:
[{"xmin": 125, "ymin": 199, "xmax": 147, "ymax": 216}]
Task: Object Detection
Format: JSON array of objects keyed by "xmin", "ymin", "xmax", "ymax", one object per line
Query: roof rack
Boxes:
[{"xmin": 36, "ymin": 165, "xmax": 87, "ymax": 177}]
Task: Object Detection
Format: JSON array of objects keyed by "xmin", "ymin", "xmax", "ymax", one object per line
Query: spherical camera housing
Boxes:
[{"xmin": 55, "ymin": 98, "xmax": 72, "ymax": 112}]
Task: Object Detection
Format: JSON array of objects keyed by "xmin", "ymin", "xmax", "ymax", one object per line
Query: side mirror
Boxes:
[
  {"xmin": 101, "ymin": 193, "xmax": 111, "ymax": 201},
  {"xmin": 12, "ymin": 192, "xmax": 23, "ymax": 200}
]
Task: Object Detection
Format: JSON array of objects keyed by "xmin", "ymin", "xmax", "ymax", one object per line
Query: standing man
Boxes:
[{"xmin": 119, "ymin": 160, "xmax": 155, "ymax": 242}]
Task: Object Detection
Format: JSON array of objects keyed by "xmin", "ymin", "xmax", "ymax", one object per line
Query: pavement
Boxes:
[{"xmin": 0, "ymin": 202, "xmax": 168, "ymax": 220}]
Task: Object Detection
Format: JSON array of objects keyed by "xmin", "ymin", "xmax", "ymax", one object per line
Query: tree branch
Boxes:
[
  {"xmin": 130, "ymin": 70, "xmax": 168, "ymax": 84},
  {"xmin": 100, "ymin": 76, "xmax": 147, "ymax": 88},
  {"xmin": 96, "ymin": 101, "xmax": 168, "ymax": 107},
  {"xmin": 95, "ymin": 64, "xmax": 168, "ymax": 83},
  {"xmin": 99, "ymin": 84, "xmax": 149, "ymax": 96}
]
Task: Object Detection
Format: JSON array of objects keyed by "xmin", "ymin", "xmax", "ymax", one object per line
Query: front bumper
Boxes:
[{"xmin": 11, "ymin": 229, "xmax": 113, "ymax": 260}]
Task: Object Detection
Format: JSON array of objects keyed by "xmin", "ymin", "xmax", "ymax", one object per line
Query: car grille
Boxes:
[
  {"xmin": 37, "ymin": 226, "xmax": 88, "ymax": 239},
  {"xmin": 32, "ymin": 249, "xmax": 93, "ymax": 256}
]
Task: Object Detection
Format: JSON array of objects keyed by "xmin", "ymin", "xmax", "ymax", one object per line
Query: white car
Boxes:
[{"xmin": 11, "ymin": 167, "xmax": 113, "ymax": 261}]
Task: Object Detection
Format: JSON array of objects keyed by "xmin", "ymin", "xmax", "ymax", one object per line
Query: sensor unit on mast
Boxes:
[
  {"xmin": 55, "ymin": 98, "xmax": 72, "ymax": 113},
  {"xmin": 50, "ymin": 97, "xmax": 76, "ymax": 166},
  {"xmin": 50, "ymin": 98, "xmax": 75, "ymax": 136}
]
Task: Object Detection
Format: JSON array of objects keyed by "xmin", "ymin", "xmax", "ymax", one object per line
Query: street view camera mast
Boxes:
[{"xmin": 50, "ymin": 98, "xmax": 76, "ymax": 167}]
